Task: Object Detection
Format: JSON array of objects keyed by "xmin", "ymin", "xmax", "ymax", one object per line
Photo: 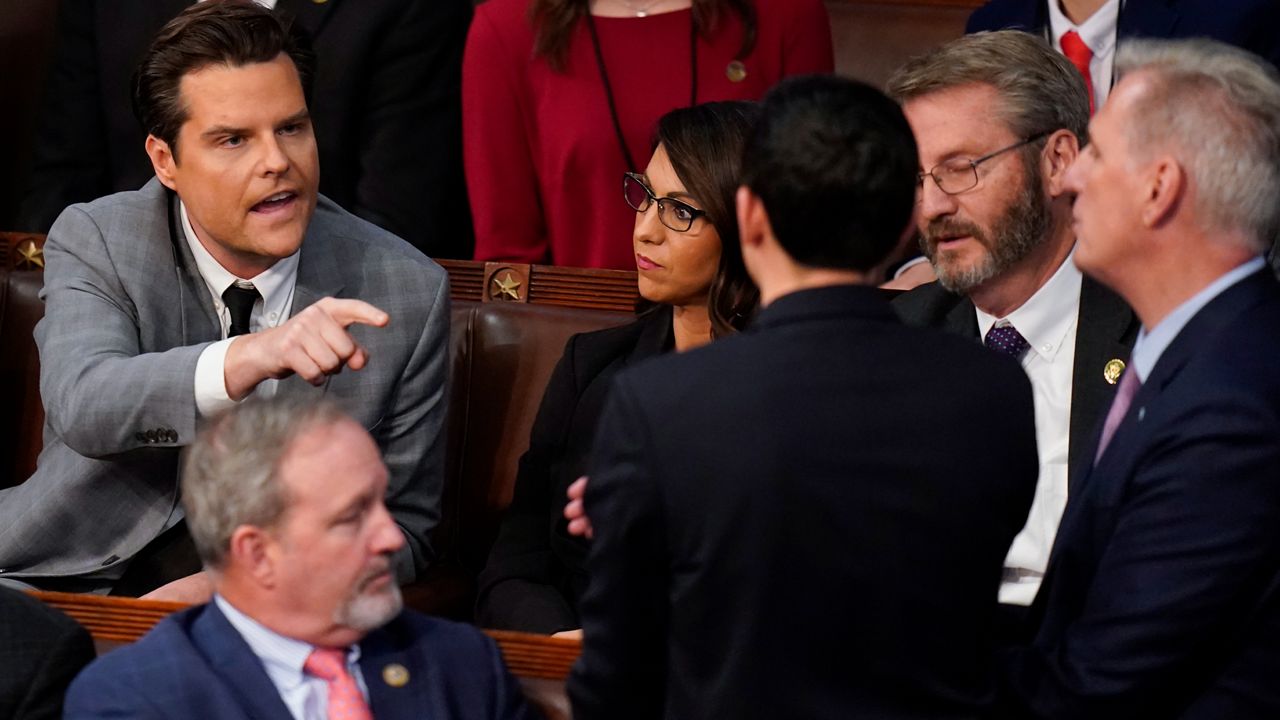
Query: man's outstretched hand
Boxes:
[{"xmin": 224, "ymin": 297, "xmax": 389, "ymax": 399}]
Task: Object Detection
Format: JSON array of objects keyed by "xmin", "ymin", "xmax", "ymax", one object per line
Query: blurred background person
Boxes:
[
  {"xmin": 476, "ymin": 100, "xmax": 759, "ymax": 635},
  {"xmin": 464, "ymin": 0, "xmax": 832, "ymax": 269},
  {"xmin": 0, "ymin": 586, "xmax": 94, "ymax": 720},
  {"xmin": 16, "ymin": 0, "xmax": 474, "ymax": 259}
]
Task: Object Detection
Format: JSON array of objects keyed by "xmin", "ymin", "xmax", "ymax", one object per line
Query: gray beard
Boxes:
[
  {"xmin": 921, "ymin": 169, "xmax": 1052, "ymax": 294},
  {"xmin": 333, "ymin": 564, "xmax": 403, "ymax": 632}
]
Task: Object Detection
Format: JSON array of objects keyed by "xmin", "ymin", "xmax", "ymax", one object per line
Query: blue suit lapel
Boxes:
[
  {"xmin": 359, "ymin": 626, "xmax": 428, "ymax": 720},
  {"xmin": 1117, "ymin": 0, "xmax": 1180, "ymax": 38},
  {"xmin": 190, "ymin": 603, "xmax": 296, "ymax": 720}
]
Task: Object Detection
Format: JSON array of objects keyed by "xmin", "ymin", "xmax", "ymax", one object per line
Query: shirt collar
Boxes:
[
  {"xmin": 180, "ymin": 200, "xmax": 300, "ymax": 322},
  {"xmin": 1129, "ymin": 256, "xmax": 1266, "ymax": 381},
  {"xmin": 975, "ymin": 250, "xmax": 1083, "ymax": 363},
  {"xmin": 1047, "ymin": 0, "xmax": 1121, "ymax": 56},
  {"xmin": 214, "ymin": 595, "xmax": 361, "ymax": 690}
]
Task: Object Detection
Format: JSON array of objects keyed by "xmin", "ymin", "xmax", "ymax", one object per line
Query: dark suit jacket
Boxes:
[
  {"xmin": 17, "ymin": 0, "xmax": 473, "ymax": 258},
  {"xmin": 0, "ymin": 587, "xmax": 95, "ymax": 720},
  {"xmin": 570, "ymin": 286, "xmax": 1039, "ymax": 719},
  {"xmin": 893, "ymin": 276, "xmax": 1138, "ymax": 482},
  {"xmin": 967, "ymin": 0, "xmax": 1280, "ymax": 69},
  {"xmin": 476, "ymin": 306, "xmax": 672, "ymax": 633},
  {"xmin": 1001, "ymin": 269, "xmax": 1280, "ymax": 719},
  {"xmin": 64, "ymin": 601, "xmax": 536, "ymax": 720}
]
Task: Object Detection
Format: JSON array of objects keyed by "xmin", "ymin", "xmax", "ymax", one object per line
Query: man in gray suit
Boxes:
[{"xmin": 0, "ymin": 1, "xmax": 449, "ymax": 599}]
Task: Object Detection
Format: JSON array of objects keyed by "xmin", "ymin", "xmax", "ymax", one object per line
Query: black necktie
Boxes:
[{"xmin": 221, "ymin": 282, "xmax": 260, "ymax": 337}]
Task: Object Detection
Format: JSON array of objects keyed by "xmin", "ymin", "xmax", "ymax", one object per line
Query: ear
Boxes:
[
  {"xmin": 145, "ymin": 134, "xmax": 179, "ymax": 191},
  {"xmin": 228, "ymin": 525, "xmax": 278, "ymax": 589},
  {"xmin": 1142, "ymin": 157, "xmax": 1185, "ymax": 229},
  {"xmin": 735, "ymin": 185, "xmax": 771, "ymax": 253},
  {"xmin": 1042, "ymin": 129, "xmax": 1080, "ymax": 198}
]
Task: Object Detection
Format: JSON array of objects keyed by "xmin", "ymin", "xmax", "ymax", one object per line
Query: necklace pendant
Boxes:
[{"xmin": 636, "ymin": 10, "xmax": 647, "ymax": 17}]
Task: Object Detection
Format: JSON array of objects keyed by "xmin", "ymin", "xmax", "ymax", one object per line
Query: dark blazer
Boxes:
[
  {"xmin": 64, "ymin": 601, "xmax": 536, "ymax": 720},
  {"xmin": 893, "ymin": 276, "xmax": 1138, "ymax": 482},
  {"xmin": 1001, "ymin": 269, "xmax": 1280, "ymax": 719},
  {"xmin": 17, "ymin": 0, "xmax": 473, "ymax": 258},
  {"xmin": 570, "ymin": 286, "xmax": 1039, "ymax": 719},
  {"xmin": 967, "ymin": 0, "xmax": 1280, "ymax": 69},
  {"xmin": 0, "ymin": 587, "xmax": 95, "ymax": 720},
  {"xmin": 477, "ymin": 306, "xmax": 673, "ymax": 633}
]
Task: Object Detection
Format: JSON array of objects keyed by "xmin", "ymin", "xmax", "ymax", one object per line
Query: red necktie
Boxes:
[
  {"xmin": 1060, "ymin": 30, "xmax": 1095, "ymax": 115},
  {"xmin": 304, "ymin": 648, "xmax": 373, "ymax": 720}
]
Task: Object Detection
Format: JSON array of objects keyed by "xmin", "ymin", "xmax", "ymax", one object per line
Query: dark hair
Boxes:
[
  {"xmin": 132, "ymin": 0, "xmax": 315, "ymax": 161},
  {"xmin": 529, "ymin": 0, "xmax": 757, "ymax": 73},
  {"xmin": 655, "ymin": 101, "xmax": 760, "ymax": 336},
  {"xmin": 740, "ymin": 75, "xmax": 918, "ymax": 271}
]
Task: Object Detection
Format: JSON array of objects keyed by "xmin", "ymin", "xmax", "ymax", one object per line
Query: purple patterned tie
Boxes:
[
  {"xmin": 1094, "ymin": 367, "xmax": 1142, "ymax": 464},
  {"xmin": 985, "ymin": 323, "xmax": 1030, "ymax": 360}
]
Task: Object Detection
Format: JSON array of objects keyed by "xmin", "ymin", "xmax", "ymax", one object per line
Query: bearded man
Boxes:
[
  {"xmin": 887, "ymin": 30, "xmax": 1138, "ymax": 622},
  {"xmin": 65, "ymin": 398, "xmax": 535, "ymax": 720}
]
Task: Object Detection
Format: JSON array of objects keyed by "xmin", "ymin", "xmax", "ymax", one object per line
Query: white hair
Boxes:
[{"xmin": 1116, "ymin": 39, "xmax": 1280, "ymax": 252}]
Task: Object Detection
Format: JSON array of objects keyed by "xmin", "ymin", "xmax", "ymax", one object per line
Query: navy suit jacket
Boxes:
[
  {"xmin": 571, "ymin": 286, "xmax": 1038, "ymax": 719},
  {"xmin": 1000, "ymin": 269, "xmax": 1280, "ymax": 718},
  {"xmin": 64, "ymin": 602, "xmax": 537, "ymax": 720},
  {"xmin": 967, "ymin": 0, "xmax": 1280, "ymax": 69}
]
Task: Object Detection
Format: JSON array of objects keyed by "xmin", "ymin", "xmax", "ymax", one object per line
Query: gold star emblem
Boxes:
[
  {"xmin": 1103, "ymin": 358, "xmax": 1126, "ymax": 385},
  {"xmin": 382, "ymin": 663, "xmax": 410, "ymax": 687},
  {"xmin": 16, "ymin": 240, "xmax": 44, "ymax": 270},
  {"xmin": 492, "ymin": 271, "xmax": 522, "ymax": 301}
]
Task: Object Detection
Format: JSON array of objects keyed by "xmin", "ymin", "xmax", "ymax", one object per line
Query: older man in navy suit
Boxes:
[
  {"xmin": 66, "ymin": 398, "xmax": 535, "ymax": 720},
  {"xmin": 999, "ymin": 38, "xmax": 1280, "ymax": 718}
]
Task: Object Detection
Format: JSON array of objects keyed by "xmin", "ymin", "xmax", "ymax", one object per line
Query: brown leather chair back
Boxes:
[{"xmin": 0, "ymin": 269, "xmax": 45, "ymax": 489}]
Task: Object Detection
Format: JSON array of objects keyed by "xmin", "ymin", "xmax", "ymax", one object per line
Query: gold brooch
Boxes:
[
  {"xmin": 1103, "ymin": 358, "xmax": 1126, "ymax": 385},
  {"xmin": 725, "ymin": 61, "xmax": 747, "ymax": 83},
  {"xmin": 382, "ymin": 663, "xmax": 409, "ymax": 687}
]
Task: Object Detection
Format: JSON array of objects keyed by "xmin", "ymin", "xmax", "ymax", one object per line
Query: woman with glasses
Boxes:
[
  {"xmin": 477, "ymin": 101, "xmax": 759, "ymax": 635},
  {"xmin": 463, "ymin": 0, "xmax": 832, "ymax": 270}
]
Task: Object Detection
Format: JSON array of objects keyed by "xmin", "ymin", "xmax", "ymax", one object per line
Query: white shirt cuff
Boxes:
[{"xmin": 195, "ymin": 338, "xmax": 238, "ymax": 417}]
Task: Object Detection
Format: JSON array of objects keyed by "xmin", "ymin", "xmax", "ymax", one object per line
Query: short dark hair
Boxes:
[
  {"xmin": 740, "ymin": 75, "xmax": 918, "ymax": 271},
  {"xmin": 655, "ymin": 101, "xmax": 761, "ymax": 337},
  {"xmin": 132, "ymin": 0, "xmax": 315, "ymax": 161}
]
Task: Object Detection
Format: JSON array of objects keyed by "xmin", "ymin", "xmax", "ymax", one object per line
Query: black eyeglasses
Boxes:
[
  {"xmin": 623, "ymin": 172, "xmax": 707, "ymax": 232},
  {"xmin": 918, "ymin": 132, "xmax": 1050, "ymax": 196}
]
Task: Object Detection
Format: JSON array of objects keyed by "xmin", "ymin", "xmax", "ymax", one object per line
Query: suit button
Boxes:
[
  {"xmin": 146, "ymin": 430, "xmax": 159, "ymax": 443},
  {"xmin": 135, "ymin": 431, "xmax": 146, "ymax": 442},
  {"xmin": 166, "ymin": 429, "xmax": 178, "ymax": 443}
]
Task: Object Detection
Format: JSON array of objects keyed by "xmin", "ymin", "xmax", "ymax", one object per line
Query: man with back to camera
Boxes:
[
  {"xmin": 886, "ymin": 30, "xmax": 1138, "ymax": 624},
  {"xmin": 65, "ymin": 397, "xmax": 535, "ymax": 720},
  {"xmin": 568, "ymin": 75, "xmax": 1039, "ymax": 719},
  {"xmin": 998, "ymin": 38, "xmax": 1280, "ymax": 718},
  {"xmin": 0, "ymin": 0, "xmax": 449, "ymax": 600}
]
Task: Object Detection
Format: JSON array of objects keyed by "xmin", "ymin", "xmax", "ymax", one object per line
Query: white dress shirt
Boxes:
[
  {"xmin": 976, "ymin": 252, "xmax": 1082, "ymax": 606},
  {"xmin": 182, "ymin": 201, "xmax": 299, "ymax": 416},
  {"xmin": 215, "ymin": 595, "xmax": 368, "ymax": 720},
  {"xmin": 1047, "ymin": 0, "xmax": 1121, "ymax": 111}
]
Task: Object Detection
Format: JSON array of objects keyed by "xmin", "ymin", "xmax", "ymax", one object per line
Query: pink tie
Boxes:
[
  {"xmin": 304, "ymin": 648, "xmax": 373, "ymax": 720},
  {"xmin": 1094, "ymin": 367, "xmax": 1141, "ymax": 464},
  {"xmin": 1060, "ymin": 30, "xmax": 1095, "ymax": 115}
]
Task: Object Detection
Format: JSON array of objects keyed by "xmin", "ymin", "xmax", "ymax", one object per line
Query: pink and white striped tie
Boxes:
[
  {"xmin": 1094, "ymin": 367, "xmax": 1141, "ymax": 464},
  {"xmin": 304, "ymin": 647, "xmax": 373, "ymax": 720}
]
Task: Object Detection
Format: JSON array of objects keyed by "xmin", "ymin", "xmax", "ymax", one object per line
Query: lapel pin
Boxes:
[
  {"xmin": 1103, "ymin": 358, "xmax": 1125, "ymax": 385},
  {"xmin": 1137, "ymin": 407, "xmax": 1146, "ymax": 422},
  {"xmin": 725, "ymin": 61, "xmax": 747, "ymax": 83},
  {"xmin": 382, "ymin": 663, "xmax": 410, "ymax": 688}
]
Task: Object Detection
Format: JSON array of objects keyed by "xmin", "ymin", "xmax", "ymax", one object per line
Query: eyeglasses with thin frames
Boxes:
[
  {"xmin": 917, "ymin": 132, "xmax": 1050, "ymax": 196},
  {"xmin": 623, "ymin": 172, "xmax": 708, "ymax": 232}
]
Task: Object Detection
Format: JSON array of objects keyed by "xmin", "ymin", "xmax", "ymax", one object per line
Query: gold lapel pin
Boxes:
[
  {"xmin": 725, "ymin": 61, "xmax": 747, "ymax": 83},
  {"xmin": 1103, "ymin": 358, "xmax": 1126, "ymax": 385},
  {"xmin": 382, "ymin": 663, "xmax": 410, "ymax": 688}
]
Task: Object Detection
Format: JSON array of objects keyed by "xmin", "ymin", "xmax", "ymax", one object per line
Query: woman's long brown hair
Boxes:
[{"xmin": 529, "ymin": 0, "xmax": 758, "ymax": 72}]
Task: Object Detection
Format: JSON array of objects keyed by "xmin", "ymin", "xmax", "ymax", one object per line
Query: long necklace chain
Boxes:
[{"xmin": 585, "ymin": 10, "xmax": 698, "ymax": 171}]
